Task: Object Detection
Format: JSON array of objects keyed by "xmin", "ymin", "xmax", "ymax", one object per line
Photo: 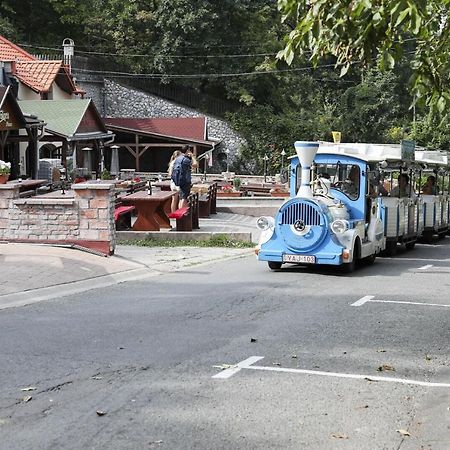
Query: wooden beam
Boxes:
[
  {"xmin": 135, "ymin": 134, "xmax": 140, "ymax": 171},
  {"xmin": 124, "ymin": 145, "xmax": 137, "ymax": 158},
  {"xmin": 113, "ymin": 143, "xmax": 192, "ymax": 148}
]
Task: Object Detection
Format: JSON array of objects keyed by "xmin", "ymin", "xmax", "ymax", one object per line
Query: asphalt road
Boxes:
[{"xmin": 1, "ymin": 242, "xmax": 449, "ymax": 449}]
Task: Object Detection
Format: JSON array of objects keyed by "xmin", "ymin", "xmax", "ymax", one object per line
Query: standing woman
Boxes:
[{"xmin": 168, "ymin": 150, "xmax": 181, "ymax": 212}]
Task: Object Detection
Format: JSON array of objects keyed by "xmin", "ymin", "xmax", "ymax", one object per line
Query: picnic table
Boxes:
[{"xmin": 119, "ymin": 190, "xmax": 175, "ymax": 231}]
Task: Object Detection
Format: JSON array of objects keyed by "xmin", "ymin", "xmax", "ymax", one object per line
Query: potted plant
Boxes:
[
  {"xmin": 217, "ymin": 184, "xmax": 241, "ymax": 197},
  {"xmin": 233, "ymin": 177, "xmax": 242, "ymax": 192},
  {"xmin": 0, "ymin": 160, "xmax": 11, "ymax": 184}
]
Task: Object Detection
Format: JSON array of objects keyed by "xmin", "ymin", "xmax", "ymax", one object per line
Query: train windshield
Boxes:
[{"xmin": 314, "ymin": 163, "xmax": 360, "ymax": 200}]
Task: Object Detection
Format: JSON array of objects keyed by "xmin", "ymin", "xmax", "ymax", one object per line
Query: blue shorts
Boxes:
[{"xmin": 178, "ymin": 183, "xmax": 191, "ymax": 199}]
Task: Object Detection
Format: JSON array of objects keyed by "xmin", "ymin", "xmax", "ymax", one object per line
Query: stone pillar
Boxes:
[
  {"xmin": 0, "ymin": 184, "xmax": 20, "ymax": 238},
  {"xmin": 72, "ymin": 182, "xmax": 116, "ymax": 255}
]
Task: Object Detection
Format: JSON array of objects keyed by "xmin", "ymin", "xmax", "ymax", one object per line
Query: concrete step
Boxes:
[{"xmin": 217, "ymin": 197, "xmax": 285, "ymax": 217}]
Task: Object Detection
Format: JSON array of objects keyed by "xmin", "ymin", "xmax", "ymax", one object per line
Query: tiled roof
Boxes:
[
  {"xmin": 15, "ymin": 60, "xmax": 69, "ymax": 93},
  {"xmin": 105, "ymin": 117, "xmax": 207, "ymax": 141},
  {"xmin": 19, "ymin": 99, "xmax": 107, "ymax": 138},
  {"xmin": 0, "ymin": 35, "xmax": 36, "ymax": 61}
]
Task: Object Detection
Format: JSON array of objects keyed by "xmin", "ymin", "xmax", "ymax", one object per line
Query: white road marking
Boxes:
[
  {"xmin": 351, "ymin": 296, "xmax": 374, "ymax": 307},
  {"xmin": 212, "ymin": 356, "xmax": 264, "ymax": 379},
  {"xmin": 418, "ymin": 264, "xmax": 433, "ymax": 270},
  {"xmin": 213, "ymin": 356, "xmax": 450, "ymax": 388},
  {"xmin": 352, "ymin": 295, "xmax": 450, "ymax": 309},
  {"xmin": 370, "ymin": 299, "xmax": 450, "ymax": 308}
]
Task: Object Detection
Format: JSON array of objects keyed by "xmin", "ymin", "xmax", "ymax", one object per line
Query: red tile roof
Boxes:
[
  {"xmin": 105, "ymin": 117, "xmax": 207, "ymax": 141},
  {"xmin": 0, "ymin": 35, "xmax": 36, "ymax": 61},
  {"xmin": 15, "ymin": 60, "xmax": 78, "ymax": 93}
]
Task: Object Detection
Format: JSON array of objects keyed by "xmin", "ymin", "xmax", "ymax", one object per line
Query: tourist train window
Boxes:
[{"xmin": 296, "ymin": 163, "xmax": 360, "ymax": 200}]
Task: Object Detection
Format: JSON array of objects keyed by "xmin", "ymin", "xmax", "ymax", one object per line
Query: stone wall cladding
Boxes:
[
  {"xmin": 0, "ymin": 183, "xmax": 116, "ymax": 255},
  {"xmin": 74, "ymin": 76, "xmax": 246, "ymax": 157}
]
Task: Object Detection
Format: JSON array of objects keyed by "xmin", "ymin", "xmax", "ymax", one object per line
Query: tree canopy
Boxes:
[
  {"xmin": 277, "ymin": 0, "xmax": 450, "ymax": 115},
  {"xmin": 0, "ymin": 0, "xmax": 448, "ymax": 174}
]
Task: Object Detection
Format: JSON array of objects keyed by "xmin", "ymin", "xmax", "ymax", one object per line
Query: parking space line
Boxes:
[
  {"xmin": 352, "ymin": 296, "xmax": 450, "ymax": 309},
  {"xmin": 212, "ymin": 356, "xmax": 450, "ymax": 388},
  {"xmin": 212, "ymin": 356, "xmax": 264, "ymax": 379},
  {"xmin": 351, "ymin": 295, "xmax": 374, "ymax": 306}
]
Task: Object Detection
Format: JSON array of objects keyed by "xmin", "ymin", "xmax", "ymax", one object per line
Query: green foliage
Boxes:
[
  {"xmin": 277, "ymin": 0, "xmax": 450, "ymax": 117},
  {"xmin": 339, "ymin": 69, "xmax": 411, "ymax": 143}
]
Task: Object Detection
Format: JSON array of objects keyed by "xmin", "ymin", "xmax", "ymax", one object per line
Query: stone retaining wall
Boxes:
[
  {"xmin": 73, "ymin": 75, "xmax": 246, "ymax": 157},
  {"xmin": 0, "ymin": 183, "xmax": 116, "ymax": 255}
]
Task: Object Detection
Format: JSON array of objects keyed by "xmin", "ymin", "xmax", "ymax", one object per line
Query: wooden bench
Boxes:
[
  {"xmin": 210, "ymin": 182, "xmax": 217, "ymax": 214},
  {"xmin": 168, "ymin": 192, "xmax": 199, "ymax": 231},
  {"xmin": 114, "ymin": 204, "xmax": 135, "ymax": 230},
  {"xmin": 198, "ymin": 183, "xmax": 218, "ymax": 218}
]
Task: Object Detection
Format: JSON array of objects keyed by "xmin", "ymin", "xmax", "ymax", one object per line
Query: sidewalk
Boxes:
[{"xmin": 0, "ymin": 212, "xmax": 259, "ymax": 310}]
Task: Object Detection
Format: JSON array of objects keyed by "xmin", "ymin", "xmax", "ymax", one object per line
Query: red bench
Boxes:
[
  {"xmin": 114, "ymin": 205, "xmax": 135, "ymax": 230},
  {"xmin": 168, "ymin": 193, "xmax": 199, "ymax": 231}
]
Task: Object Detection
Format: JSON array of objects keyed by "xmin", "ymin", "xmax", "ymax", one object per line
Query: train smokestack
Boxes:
[{"xmin": 294, "ymin": 141, "xmax": 319, "ymax": 198}]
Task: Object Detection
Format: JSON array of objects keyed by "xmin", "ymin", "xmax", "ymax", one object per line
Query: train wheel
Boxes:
[
  {"xmin": 341, "ymin": 259, "xmax": 355, "ymax": 273},
  {"xmin": 268, "ymin": 261, "xmax": 282, "ymax": 270},
  {"xmin": 405, "ymin": 241, "xmax": 416, "ymax": 250},
  {"xmin": 421, "ymin": 230, "xmax": 433, "ymax": 244},
  {"xmin": 361, "ymin": 254, "xmax": 376, "ymax": 265},
  {"xmin": 384, "ymin": 241, "xmax": 397, "ymax": 256}
]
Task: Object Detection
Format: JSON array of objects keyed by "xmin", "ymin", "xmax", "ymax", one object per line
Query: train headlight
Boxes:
[
  {"xmin": 256, "ymin": 216, "xmax": 274, "ymax": 231},
  {"xmin": 331, "ymin": 219, "xmax": 349, "ymax": 234}
]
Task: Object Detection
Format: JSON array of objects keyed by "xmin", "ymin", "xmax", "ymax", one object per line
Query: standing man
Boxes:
[{"xmin": 171, "ymin": 145, "xmax": 193, "ymax": 209}]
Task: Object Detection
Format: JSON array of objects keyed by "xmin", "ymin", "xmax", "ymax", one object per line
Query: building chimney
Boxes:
[{"xmin": 62, "ymin": 38, "xmax": 75, "ymax": 71}]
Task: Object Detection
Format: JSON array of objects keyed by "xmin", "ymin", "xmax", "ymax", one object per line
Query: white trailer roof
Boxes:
[{"xmin": 415, "ymin": 150, "xmax": 448, "ymax": 166}]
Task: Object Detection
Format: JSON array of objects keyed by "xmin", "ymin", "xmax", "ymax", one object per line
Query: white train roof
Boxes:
[{"xmin": 315, "ymin": 142, "xmax": 419, "ymax": 162}]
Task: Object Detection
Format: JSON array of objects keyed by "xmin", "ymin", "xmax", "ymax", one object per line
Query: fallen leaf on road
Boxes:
[
  {"xmin": 331, "ymin": 433, "xmax": 348, "ymax": 439},
  {"xmin": 91, "ymin": 376, "xmax": 102, "ymax": 380},
  {"xmin": 376, "ymin": 349, "xmax": 386, "ymax": 353},
  {"xmin": 250, "ymin": 338, "xmax": 257, "ymax": 342},
  {"xmin": 117, "ymin": 347, "xmax": 124, "ymax": 350},
  {"xmin": 364, "ymin": 377, "xmax": 379, "ymax": 383},
  {"xmin": 396, "ymin": 429, "xmax": 411, "ymax": 436},
  {"xmin": 291, "ymin": 355, "xmax": 297, "ymax": 359},
  {"xmin": 356, "ymin": 405, "xmax": 369, "ymax": 409},
  {"xmin": 377, "ymin": 364, "xmax": 395, "ymax": 372},
  {"xmin": 20, "ymin": 387, "xmax": 36, "ymax": 392},
  {"xmin": 212, "ymin": 364, "xmax": 236, "ymax": 370},
  {"xmin": 22, "ymin": 396, "xmax": 32, "ymax": 403},
  {"xmin": 272, "ymin": 362, "xmax": 281, "ymax": 366},
  {"xmin": 96, "ymin": 410, "xmax": 107, "ymax": 416},
  {"xmin": 425, "ymin": 354, "xmax": 433, "ymax": 361}
]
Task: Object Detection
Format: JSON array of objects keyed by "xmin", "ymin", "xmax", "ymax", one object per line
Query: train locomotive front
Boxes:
[{"xmin": 256, "ymin": 141, "xmax": 385, "ymax": 271}]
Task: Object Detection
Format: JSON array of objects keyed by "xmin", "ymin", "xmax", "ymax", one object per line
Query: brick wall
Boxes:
[{"xmin": 0, "ymin": 183, "xmax": 116, "ymax": 255}]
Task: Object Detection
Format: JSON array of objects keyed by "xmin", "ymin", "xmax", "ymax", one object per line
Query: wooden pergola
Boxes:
[{"xmin": 104, "ymin": 118, "xmax": 220, "ymax": 173}]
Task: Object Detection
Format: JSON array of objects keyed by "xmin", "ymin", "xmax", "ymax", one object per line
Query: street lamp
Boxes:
[
  {"xmin": 225, "ymin": 149, "xmax": 230, "ymax": 174},
  {"xmin": 280, "ymin": 149, "xmax": 286, "ymax": 174},
  {"xmin": 263, "ymin": 154, "xmax": 269, "ymax": 183}
]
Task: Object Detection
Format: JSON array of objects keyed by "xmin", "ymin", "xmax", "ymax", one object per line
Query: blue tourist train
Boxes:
[{"xmin": 256, "ymin": 141, "xmax": 449, "ymax": 272}]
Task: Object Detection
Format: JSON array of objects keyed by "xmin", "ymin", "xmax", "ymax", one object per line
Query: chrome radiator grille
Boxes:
[{"xmin": 280, "ymin": 202, "xmax": 323, "ymax": 226}]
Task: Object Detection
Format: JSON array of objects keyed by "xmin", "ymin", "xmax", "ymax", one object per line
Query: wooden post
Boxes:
[{"xmin": 135, "ymin": 134, "xmax": 140, "ymax": 171}]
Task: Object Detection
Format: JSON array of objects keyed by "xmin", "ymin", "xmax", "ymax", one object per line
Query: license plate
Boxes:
[{"xmin": 282, "ymin": 254, "xmax": 316, "ymax": 264}]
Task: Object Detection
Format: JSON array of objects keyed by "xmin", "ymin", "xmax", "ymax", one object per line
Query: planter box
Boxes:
[
  {"xmin": 270, "ymin": 191, "xmax": 290, "ymax": 197},
  {"xmin": 217, "ymin": 191, "xmax": 242, "ymax": 197}
]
